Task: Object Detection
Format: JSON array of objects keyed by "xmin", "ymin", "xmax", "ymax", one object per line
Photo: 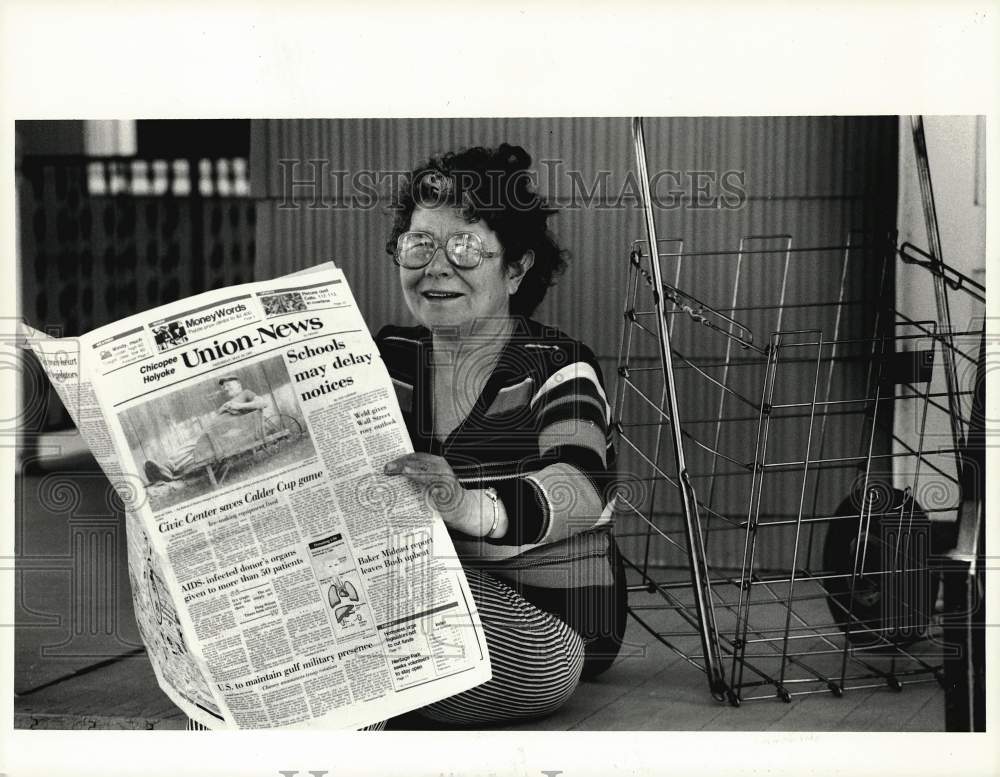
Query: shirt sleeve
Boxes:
[{"xmin": 489, "ymin": 348, "xmax": 616, "ymax": 547}]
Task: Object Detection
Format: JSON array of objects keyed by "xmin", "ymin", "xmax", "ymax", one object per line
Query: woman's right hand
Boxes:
[{"xmin": 383, "ymin": 452, "xmax": 488, "ymax": 536}]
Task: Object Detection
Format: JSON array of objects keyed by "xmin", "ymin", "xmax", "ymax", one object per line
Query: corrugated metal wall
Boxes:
[{"xmin": 250, "ymin": 117, "xmax": 898, "ymax": 568}]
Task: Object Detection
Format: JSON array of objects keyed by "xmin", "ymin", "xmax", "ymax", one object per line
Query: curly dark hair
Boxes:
[{"xmin": 386, "ymin": 143, "xmax": 568, "ymax": 317}]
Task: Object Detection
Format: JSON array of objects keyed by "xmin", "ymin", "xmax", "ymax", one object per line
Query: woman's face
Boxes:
[{"xmin": 399, "ymin": 206, "xmax": 523, "ymax": 331}]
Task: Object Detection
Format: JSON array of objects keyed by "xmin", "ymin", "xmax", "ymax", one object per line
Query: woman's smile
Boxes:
[{"xmin": 421, "ymin": 289, "xmax": 465, "ymax": 300}]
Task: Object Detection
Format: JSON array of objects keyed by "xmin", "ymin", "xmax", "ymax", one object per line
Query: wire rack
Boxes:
[{"xmin": 613, "ymin": 118, "xmax": 986, "ymax": 706}]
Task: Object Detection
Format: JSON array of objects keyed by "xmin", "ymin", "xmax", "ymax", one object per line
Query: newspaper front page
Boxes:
[{"xmin": 22, "ymin": 263, "xmax": 491, "ymax": 729}]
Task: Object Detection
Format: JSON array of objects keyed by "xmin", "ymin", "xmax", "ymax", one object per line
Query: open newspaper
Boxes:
[{"xmin": 21, "ymin": 263, "xmax": 491, "ymax": 729}]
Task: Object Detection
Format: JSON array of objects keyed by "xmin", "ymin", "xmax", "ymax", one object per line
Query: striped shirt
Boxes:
[{"xmin": 376, "ymin": 318, "xmax": 620, "ymax": 641}]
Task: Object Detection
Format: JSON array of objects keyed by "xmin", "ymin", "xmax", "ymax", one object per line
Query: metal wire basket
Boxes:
[{"xmin": 613, "ymin": 118, "xmax": 986, "ymax": 706}]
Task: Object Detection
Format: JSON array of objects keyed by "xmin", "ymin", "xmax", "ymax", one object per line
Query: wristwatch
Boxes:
[{"xmin": 483, "ymin": 487, "xmax": 500, "ymax": 538}]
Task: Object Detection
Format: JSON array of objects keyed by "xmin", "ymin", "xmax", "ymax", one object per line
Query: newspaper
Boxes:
[{"xmin": 21, "ymin": 263, "xmax": 491, "ymax": 730}]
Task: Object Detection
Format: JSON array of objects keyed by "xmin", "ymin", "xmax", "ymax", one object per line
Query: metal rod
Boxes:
[
  {"xmin": 777, "ymin": 337, "xmax": 824, "ymax": 687},
  {"xmin": 732, "ymin": 335, "xmax": 782, "ymax": 698},
  {"xmin": 909, "ymin": 115, "xmax": 966, "ymax": 471},
  {"xmin": 632, "ymin": 116, "xmax": 729, "ymax": 700}
]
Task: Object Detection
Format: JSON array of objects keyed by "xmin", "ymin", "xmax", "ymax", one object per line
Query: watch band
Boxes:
[{"xmin": 483, "ymin": 487, "xmax": 500, "ymax": 538}]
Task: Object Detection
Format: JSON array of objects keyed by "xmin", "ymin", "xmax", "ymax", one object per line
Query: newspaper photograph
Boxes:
[
  {"xmin": 21, "ymin": 263, "xmax": 492, "ymax": 730},
  {"xmin": 119, "ymin": 355, "xmax": 315, "ymax": 512}
]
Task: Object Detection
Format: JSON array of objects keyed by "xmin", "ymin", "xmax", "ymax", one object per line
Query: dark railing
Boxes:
[{"xmin": 18, "ymin": 155, "xmax": 258, "ymax": 431}]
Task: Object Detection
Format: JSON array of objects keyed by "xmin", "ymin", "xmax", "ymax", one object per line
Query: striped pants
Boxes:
[{"xmin": 187, "ymin": 568, "xmax": 584, "ymax": 730}]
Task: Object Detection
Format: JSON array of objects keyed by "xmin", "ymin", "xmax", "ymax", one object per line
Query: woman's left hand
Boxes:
[{"xmin": 383, "ymin": 452, "xmax": 479, "ymax": 535}]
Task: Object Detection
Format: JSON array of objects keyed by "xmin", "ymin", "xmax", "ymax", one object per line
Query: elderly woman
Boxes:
[{"xmin": 379, "ymin": 143, "xmax": 626, "ymax": 727}]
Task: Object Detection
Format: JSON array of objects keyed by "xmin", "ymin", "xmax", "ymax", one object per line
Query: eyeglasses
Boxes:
[{"xmin": 393, "ymin": 231, "xmax": 502, "ymax": 270}]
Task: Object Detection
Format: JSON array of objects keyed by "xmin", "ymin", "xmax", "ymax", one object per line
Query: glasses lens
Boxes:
[
  {"xmin": 396, "ymin": 232, "xmax": 435, "ymax": 268},
  {"xmin": 446, "ymin": 232, "xmax": 483, "ymax": 268}
]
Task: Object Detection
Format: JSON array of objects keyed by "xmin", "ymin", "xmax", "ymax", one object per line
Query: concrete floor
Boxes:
[
  {"xmin": 14, "ymin": 585, "xmax": 944, "ymax": 731},
  {"xmin": 13, "ymin": 441, "xmax": 944, "ymax": 731}
]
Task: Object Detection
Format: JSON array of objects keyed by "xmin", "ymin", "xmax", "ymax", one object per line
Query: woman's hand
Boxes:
[{"xmin": 383, "ymin": 453, "xmax": 483, "ymax": 536}]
